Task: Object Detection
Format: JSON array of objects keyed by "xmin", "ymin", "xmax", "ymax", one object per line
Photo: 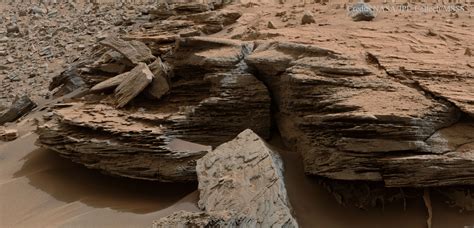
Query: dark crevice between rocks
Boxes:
[
  {"xmin": 238, "ymin": 43, "xmax": 282, "ymax": 136},
  {"xmin": 245, "ymin": 51, "xmax": 414, "ymax": 211},
  {"xmin": 246, "ymin": 69, "xmax": 281, "ymax": 135}
]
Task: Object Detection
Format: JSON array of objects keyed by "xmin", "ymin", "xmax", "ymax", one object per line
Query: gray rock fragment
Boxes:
[
  {"xmin": 0, "ymin": 95, "xmax": 37, "ymax": 125},
  {"xmin": 301, "ymin": 11, "xmax": 316, "ymax": 25},
  {"xmin": 349, "ymin": 3, "xmax": 376, "ymax": 21}
]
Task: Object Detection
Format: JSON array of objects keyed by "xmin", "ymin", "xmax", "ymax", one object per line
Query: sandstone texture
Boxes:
[
  {"xmin": 36, "ymin": 35, "xmax": 271, "ymax": 181},
  {"xmin": 154, "ymin": 129, "xmax": 298, "ymax": 227},
  {"xmin": 245, "ymin": 41, "xmax": 473, "ymax": 187},
  {"xmin": 26, "ymin": 0, "xmax": 474, "ymax": 206},
  {"xmin": 35, "ymin": 2, "xmax": 474, "ymax": 187},
  {"xmin": 2, "ymin": 0, "xmax": 474, "ymax": 226}
]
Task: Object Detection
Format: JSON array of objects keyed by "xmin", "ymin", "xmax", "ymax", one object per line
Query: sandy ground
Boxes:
[
  {"xmin": 0, "ymin": 120, "xmax": 199, "ymax": 228},
  {"xmin": 1, "ymin": 116, "xmax": 474, "ymax": 227},
  {"xmin": 272, "ymin": 137, "xmax": 474, "ymax": 228}
]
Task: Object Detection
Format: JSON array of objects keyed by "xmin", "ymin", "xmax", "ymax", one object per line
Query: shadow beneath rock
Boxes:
[
  {"xmin": 268, "ymin": 134, "xmax": 474, "ymax": 228},
  {"xmin": 13, "ymin": 147, "xmax": 197, "ymax": 214}
]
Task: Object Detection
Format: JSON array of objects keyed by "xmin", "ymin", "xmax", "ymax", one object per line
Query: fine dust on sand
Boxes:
[{"xmin": 0, "ymin": 128, "xmax": 199, "ymax": 228}]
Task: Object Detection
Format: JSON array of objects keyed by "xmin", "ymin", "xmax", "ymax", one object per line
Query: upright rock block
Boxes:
[
  {"xmin": 114, "ymin": 63, "xmax": 153, "ymax": 108},
  {"xmin": 154, "ymin": 129, "xmax": 298, "ymax": 227}
]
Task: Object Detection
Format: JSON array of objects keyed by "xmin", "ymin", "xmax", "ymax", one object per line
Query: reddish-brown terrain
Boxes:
[{"xmin": 1, "ymin": 0, "xmax": 473, "ymax": 227}]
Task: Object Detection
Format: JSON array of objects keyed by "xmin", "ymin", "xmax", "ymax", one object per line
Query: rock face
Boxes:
[
  {"xmin": 36, "ymin": 37, "xmax": 271, "ymax": 182},
  {"xmin": 113, "ymin": 63, "xmax": 153, "ymax": 108},
  {"xmin": 245, "ymin": 41, "xmax": 474, "ymax": 187},
  {"xmin": 154, "ymin": 129, "xmax": 298, "ymax": 227},
  {"xmin": 100, "ymin": 37, "xmax": 156, "ymax": 65},
  {"xmin": 145, "ymin": 58, "xmax": 171, "ymax": 100},
  {"xmin": 368, "ymin": 52, "xmax": 474, "ymax": 118},
  {"xmin": 128, "ymin": 2, "xmax": 242, "ymax": 56}
]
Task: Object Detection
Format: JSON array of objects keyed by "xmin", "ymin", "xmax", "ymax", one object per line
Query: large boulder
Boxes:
[{"xmin": 154, "ymin": 129, "xmax": 298, "ymax": 227}]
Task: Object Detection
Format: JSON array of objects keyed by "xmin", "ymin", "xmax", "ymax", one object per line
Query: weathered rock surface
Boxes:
[
  {"xmin": 246, "ymin": 41, "xmax": 474, "ymax": 187},
  {"xmin": 36, "ymin": 37, "xmax": 271, "ymax": 182},
  {"xmin": 0, "ymin": 128, "xmax": 18, "ymax": 141},
  {"xmin": 114, "ymin": 63, "xmax": 153, "ymax": 108},
  {"xmin": 90, "ymin": 70, "xmax": 131, "ymax": 92},
  {"xmin": 127, "ymin": 2, "xmax": 241, "ymax": 56},
  {"xmin": 368, "ymin": 52, "xmax": 474, "ymax": 118},
  {"xmin": 49, "ymin": 65, "xmax": 86, "ymax": 96},
  {"xmin": 153, "ymin": 211, "xmax": 252, "ymax": 228},
  {"xmin": 145, "ymin": 58, "xmax": 171, "ymax": 100},
  {"xmin": 100, "ymin": 37, "xmax": 156, "ymax": 65},
  {"xmin": 166, "ymin": 36, "xmax": 253, "ymax": 72},
  {"xmin": 1, "ymin": 1, "xmax": 162, "ymax": 106},
  {"xmin": 0, "ymin": 95, "xmax": 37, "ymax": 125},
  {"xmin": 90, "ymin": 58, "xmax": 171, "ymax": 100},
  {"xmin": 154, "ymin": 129, "xmax": 298, "ymax": 227}
]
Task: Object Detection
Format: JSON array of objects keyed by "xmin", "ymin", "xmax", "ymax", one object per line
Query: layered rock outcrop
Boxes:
[
  {"xmin": 125, "ymin": 2, "xmax": 242, "ymax": 57},
  {"xmin": 35, "ymin": 1, "xmax": 473, "ymax": 190},
  {"xmin": 245, "ymin": 41, "xmax": 474, "ymax": 187},
  {"xmin": 36, "ymin": 37, "xmax": 271, "ymax": 182},
  {"xmin": 37, "ymin": 32, "xmax": 474, "ymax": 188},
  {"xmin": 154, "ymin": 129, "xmax": 298, "ymax": 227}
]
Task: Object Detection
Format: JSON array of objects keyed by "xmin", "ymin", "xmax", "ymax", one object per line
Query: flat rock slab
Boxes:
[
  {"xmin": 154, "ymin": 129, "xmax": 298, "ymax": 227},
  {"xmin": 90, "ymin": 57, "xmax": 171, "ymax": 101},
  {"xmin": 369, "ymin": 52, "xmax": 474, "ymax": 118},
  {"xmin": 166, "ymin": 36, "xmax": 253, "ymax": 72},
  {"xmin": 37, "ymin": 103, "xmax": 212, "ymax": 182},
  {"xmin": 0, "ymin": 95, "xmax": 37, "ymax": 125},
  {"xmin": 100, "ymin": 37, "xmax": 156, "ymax": 65},
  {"xmin": 114, "ymin": 63, "xmax": 153, "ymax": 108}
]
